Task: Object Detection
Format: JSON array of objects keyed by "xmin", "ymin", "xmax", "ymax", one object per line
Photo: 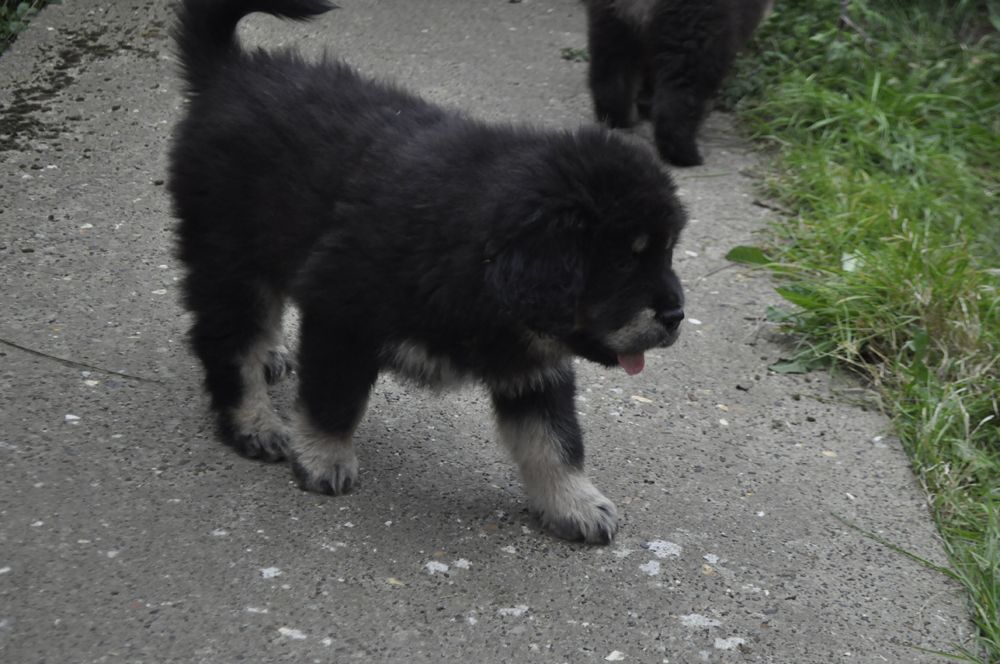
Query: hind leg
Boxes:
[{"xmin": 186, "ymin": 275, "xmax": 291, "ymax": 461}]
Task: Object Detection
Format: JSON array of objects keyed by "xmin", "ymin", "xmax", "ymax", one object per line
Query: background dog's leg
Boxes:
[
  {"xmin": 586, "ymin": 5, "xmax": 643, "ymax": 129},
  {"xmin": 636, "ymin": 66, "xmax": 654, "ymax": 121},
  {"xmin": 649, "ymin": 73, "xmax": 707, "ymax": 167},
  {"xmin": 288, "ymin": 312, "xmax": 376, "ymax": 495},
  {"xmin": 186, "ymin": 278, "xmax": 290, "ymax": 461},
  {"xmin": 492, "ymin": 372, "xmax": 619, "ymax": 544},
  {"xmin": 646, "ymin": 3, "xmax": 734, "ymax": 167}
]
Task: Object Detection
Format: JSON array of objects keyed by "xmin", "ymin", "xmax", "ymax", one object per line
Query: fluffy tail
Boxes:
[{"xmin": 173, "ymin": 0, "xmax": 335, "ymax": 93}]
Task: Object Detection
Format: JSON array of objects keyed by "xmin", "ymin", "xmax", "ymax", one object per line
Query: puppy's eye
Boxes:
[{"xmin": 632, "ymin": 234, "xmax": 649, "ymax": 254}]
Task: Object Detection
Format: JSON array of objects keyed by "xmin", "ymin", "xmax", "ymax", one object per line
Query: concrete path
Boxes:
[{"xmin": 0, "ymin": 1, "xmax": 974, "ymax": 662}]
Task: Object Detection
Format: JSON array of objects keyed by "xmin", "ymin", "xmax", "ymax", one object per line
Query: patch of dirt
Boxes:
[{"xmin": 0, "ymin": 24, "xmax": 161, "ymax": 152}]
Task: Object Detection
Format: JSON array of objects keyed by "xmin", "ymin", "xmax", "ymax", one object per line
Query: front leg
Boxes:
[
  {"xmin": 586, "ymin": 3, "xmax": 643, "ymax": 129},
  {"xmin": 491, "ymin": 368, "xmax": 619, "ymax": 544},
  {"xmin": 650, "ymin": 74, "xmax": 707, "ymax": 167},
  {"xmin": 288, "ymin": 311, "xmax": 377, "ymax": 495}
]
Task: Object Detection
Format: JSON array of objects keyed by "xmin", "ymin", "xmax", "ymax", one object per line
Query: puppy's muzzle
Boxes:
[
  {"xmin": 654, "ymin": 307, "xmax": 683, "ymax": 350},
  {"xmin": 603, "ymin": 305, "xmax": 683, "ymax": 369},
  {"xmin": 655, "ymin": 307, "xmax": 684, "ymax": 336}
]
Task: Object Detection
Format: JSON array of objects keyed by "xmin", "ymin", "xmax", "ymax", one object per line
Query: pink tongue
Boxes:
[{"xmin": 617, "ymin": 353, "xmax": 645, "ymax": 375}]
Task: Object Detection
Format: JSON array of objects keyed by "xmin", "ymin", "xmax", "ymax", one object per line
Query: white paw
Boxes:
[
  {"xmin": 531, "ymin": 474, "xmax": 619, "ymax": 544},
  {"xmin": 229, "ymin": 424, "xmax": 290, "ymax": 462},
  {"xmin": 289, "ymin": 413, "xmax": 358, "ymax": 495},
  {"xmin": 291, "ymin": 446, "xmax": 358, "ymax": 495}
]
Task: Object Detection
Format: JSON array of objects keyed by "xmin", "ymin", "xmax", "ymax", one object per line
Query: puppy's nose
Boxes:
[{"xmin": 656, "ymin": 307, "xmax": 684, "ymax": 330}]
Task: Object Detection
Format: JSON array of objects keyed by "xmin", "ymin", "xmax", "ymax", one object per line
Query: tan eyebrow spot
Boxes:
[{"xmin": 631, "ymin": 234, "xmax": 649, "ymax": 253}]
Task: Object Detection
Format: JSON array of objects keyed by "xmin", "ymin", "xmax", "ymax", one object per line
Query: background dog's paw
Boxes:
[
  {"xmin": 263, "ymin": 345, "xmax": 295, "ymax": 384},
  {"xmin": 533, "ymin": 476, "xmax": 620, "ymax": 545},
  {"xmin": 655, "ymin": 136, "xmax": 704, "ymax": 168},
  {"xmin": 228, "ymin": 426, "xmax": 290, "ymax": 462},
  {"xmin": 290, "ymin": 447, "xmax": 358, "ymax": 495}
]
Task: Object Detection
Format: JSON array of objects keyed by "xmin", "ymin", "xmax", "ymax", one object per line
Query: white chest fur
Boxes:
[
  {"xmin": 384, "ymin": 340, "xmax": 572, "ymax": 397},
  {"xmin": 388, "ymin": 340, "xmax": 467, "ymax": 389}
]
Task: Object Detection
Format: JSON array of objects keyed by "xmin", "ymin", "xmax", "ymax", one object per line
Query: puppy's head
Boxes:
[{"xmin": 487, "ymin": 129, "xmax": 687, "ymax": 374}]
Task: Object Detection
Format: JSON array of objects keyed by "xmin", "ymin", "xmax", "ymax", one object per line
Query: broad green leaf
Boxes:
[{"xmin": 725, "ymin": 245, "xmax": 770, "ymax": 265}]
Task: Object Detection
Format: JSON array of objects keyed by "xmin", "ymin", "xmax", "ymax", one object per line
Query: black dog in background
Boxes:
[
  {"xmin": 584, "ymin": 0, "xmax": 773, "ymax": 166},
  {"xmin": 168, "ymin": 0, "xmax": 687, "ymax": 544}
]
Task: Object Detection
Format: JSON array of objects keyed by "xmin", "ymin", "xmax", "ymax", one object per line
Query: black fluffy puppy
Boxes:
[
  {"xmin": 169, "ymin": 0, "xmax": 687, "ymax": 544},
  {"xmin": 584, "ymin": 0, "xmax": 772, "ymax": 166}
]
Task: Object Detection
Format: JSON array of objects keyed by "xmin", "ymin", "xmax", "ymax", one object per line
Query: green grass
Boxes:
[
  {"xmin": 0, "ymin": 0, "xmax": 54, "ymax": 53},
  {"xmin": 727, "ymin": 1, "xmax": 1000, "ymax": 660}
]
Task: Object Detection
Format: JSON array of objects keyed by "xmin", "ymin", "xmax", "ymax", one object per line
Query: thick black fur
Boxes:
[
  {"xmin": 584, "ymin": 0, "xmax": 772, "ymax": 166},
  {"xmin": 168, "ymin": 0, "xmax": 687, "ymax": 543}
]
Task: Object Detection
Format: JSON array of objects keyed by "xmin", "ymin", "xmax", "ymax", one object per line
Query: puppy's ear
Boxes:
[{"xmin": 485, "ymin": 212, "xmax": 586, "ymax": 335}]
